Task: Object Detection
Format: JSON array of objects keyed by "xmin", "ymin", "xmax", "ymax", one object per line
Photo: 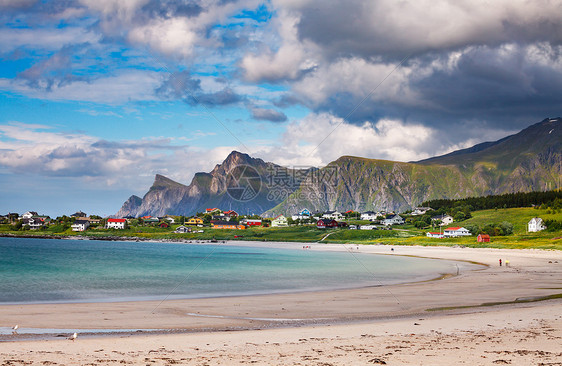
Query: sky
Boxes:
[{"xmin": 1, "ymin": 0, "xmax": 562, "ymax": 217}]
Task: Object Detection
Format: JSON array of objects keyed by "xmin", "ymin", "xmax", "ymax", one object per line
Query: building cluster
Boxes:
[{"xmin": 0, "ymin": 207, "xmax": 550, "ymax": 239}]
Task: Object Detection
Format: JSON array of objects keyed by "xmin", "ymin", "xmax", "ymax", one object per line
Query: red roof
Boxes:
[
  {"xmin": 444, "ymin": 226, "xmax": 462, "ymax": 231},
  {"xmin": 108, "ymin": 218, "xmax": 126, "ymax": 223},
  {"xmin": 345, "ymin": 210, "xmax": 354, "ymax": 213},
  {"xmin": 206, "ymin": 208, "xmax": 219, "ymax": 212}
]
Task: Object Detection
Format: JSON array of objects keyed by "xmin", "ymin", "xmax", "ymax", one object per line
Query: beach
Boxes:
[{"xmin": 1, "ymin": 243, "xmax": 561, "ymax": 365}]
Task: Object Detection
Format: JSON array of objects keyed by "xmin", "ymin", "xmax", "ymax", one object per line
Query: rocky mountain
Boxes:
[
  {"xmin": 265, "ymin": 117, "xmax": 562, "ymax": 215},
  {"xmin": 117, "ymin": 117, "xmax": 561, "ymax": 217},
  {"xmin": 115, "ymin": 151, "xmax": 310, "ymax": 217}
]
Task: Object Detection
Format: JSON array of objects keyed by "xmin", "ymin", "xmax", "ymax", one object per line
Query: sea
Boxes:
[{"xmin": 0, "ymin": 237, "xmax": 473, "ymax": 304}]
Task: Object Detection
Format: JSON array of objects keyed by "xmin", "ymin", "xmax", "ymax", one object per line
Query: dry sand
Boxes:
[{"xmin": 1, "ymin": 243, "xmax": 561, "ymax": 365}]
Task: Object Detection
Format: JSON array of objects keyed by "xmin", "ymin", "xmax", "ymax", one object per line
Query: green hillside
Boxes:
[{"xmin": 462, "ymin": 207, "xmax": 562, "ymax": 235}]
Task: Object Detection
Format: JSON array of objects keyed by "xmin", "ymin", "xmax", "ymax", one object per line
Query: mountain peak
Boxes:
[
  {"xmin": 151, "ymin": 174, "xmax": 185, "ymax": 190},
  {"xmin": 213, "ymin": 150, "xmax": 267, "ymax": 174}
]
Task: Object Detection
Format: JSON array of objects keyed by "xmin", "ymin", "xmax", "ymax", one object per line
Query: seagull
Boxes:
[
  {"xmin": 12, "ymin": 325, "xmax": 18, "ymax": 334},
  {"xmin": 69, "ymin": 332, "xmax": 78, "ymax": 341}
]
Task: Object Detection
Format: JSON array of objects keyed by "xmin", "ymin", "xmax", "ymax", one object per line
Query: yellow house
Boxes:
[
  {"xmin": 211, "ymin": 221, "xmax": 246, "ymax": 230},
  {"xmin": 187, "ymin": 217, "xmax": 204, "ymax": 225}
]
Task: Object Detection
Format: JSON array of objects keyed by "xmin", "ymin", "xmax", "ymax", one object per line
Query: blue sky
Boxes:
[{"xmin": 1, "ymin": 0, "xmax": 562, "ymax": 217}]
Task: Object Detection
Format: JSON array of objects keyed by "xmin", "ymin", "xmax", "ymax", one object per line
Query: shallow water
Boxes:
[{"xmin": 0, "ymin": 237, "xmax": 470, "ymax": 304}]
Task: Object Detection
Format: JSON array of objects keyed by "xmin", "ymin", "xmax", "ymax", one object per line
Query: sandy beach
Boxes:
[{"xmin": 1, "ymin": 243, "xmax": 561, "ymax": 365}]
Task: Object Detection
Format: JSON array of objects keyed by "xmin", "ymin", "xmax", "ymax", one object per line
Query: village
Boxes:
[{"xmin": 0, "ymin": 205, "xmax": 550, "ymax": 244}]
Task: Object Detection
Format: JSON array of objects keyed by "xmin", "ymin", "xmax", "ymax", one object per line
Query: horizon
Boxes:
[{"xmin": 1, "ymin": 1, "xmax": 562, "ymax": 216}]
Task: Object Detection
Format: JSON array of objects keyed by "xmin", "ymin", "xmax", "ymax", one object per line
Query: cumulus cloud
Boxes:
[
  {"xmin": 240, "ymin": 7, "xmax": 318, "ymax": 82},
  {"xmin": 280, "ymin": 0, "xmax": 562, "ymax": 60},
  {"xmin": 80, "ymin": 0, "xmax": 261, "ymax": 59},
  {"xmin": 249, "ymin": 112, "xmax": 519, "ymax": 168}
]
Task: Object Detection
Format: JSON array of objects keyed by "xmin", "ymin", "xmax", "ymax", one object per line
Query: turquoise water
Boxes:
[{"xmin": 0, "ymin": 238, "xmax": 466, "ymax": 304}]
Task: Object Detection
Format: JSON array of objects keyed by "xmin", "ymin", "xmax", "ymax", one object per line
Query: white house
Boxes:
[
  {"xmin": 382, "ymin": 214, "xmax": 405, "ymax": 226},
  {"xmin": 443, "ymin": 226, "xmax": 471, "ymax": 237},
  {"xmin": 412, "ymin": 207, "xmax": 432, "ymax": 216},
  {"xmin": 21, "ymin": 211, "xmax": 38, "ymax": 219},
  {"xmin": 174, "ymin": 225, "xmax": 191, "ymax": 233},
  {"xmin": 271, "ymin": 215, "xmax": 288, "ymax": 227},
  {"xmin": 106, "ymin": 218, "xmax": 126, "ymax": 229},
  {"xmin": 323, "ymin": 211, "xmax": 343, "ymax": 220},
  {"xmin": 292, "ymin": 208, "xmax": 312, "ymax": 220},
  {"xmin": 163, "ymin": 216, "xmax": 176, "ymax": 224},
  {"xmin": 528, "ymin": 217, "xmax": 546, "ymax": 232},
  {"xmin": 71, "ymin": 219, "xmax": 90, "ymax": 232},
  {"xmin": 360, "ymin": 211, "xmax": 379, "ymax": 221},
  {"xmin": 24, "ymin": 217, "xmax": 44, "ymax": 230},
  {"xmin": 426, "ymin": 231, "xmax": 444, "ymax": 238},
  {"xmin": 431, "ymin": 214, "xmax": 454, "ymax": 226}
]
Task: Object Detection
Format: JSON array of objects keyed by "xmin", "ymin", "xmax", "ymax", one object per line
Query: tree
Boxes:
[
  {"xmin": 453, "ymin": 212, "xmax": 467, "ymax": 222},
  {"xmin": 499, "ymin": 221, "xmax": 514, "ymax": 236}
]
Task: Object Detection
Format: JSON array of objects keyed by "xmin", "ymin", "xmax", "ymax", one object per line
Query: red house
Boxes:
[
  {"xmin": 477, "ymin": 234, "xmax": 491, "ymax": 242},
  {"xmin": 241, "ymin": 219, "xmax": 262, "ymax": 226},
  {"xmin": 224, "ymin": 210, "xmax": 239, "ymax": 217},
  {"xmin": 317, "ymin": 218, "xmax": 338, "ymax": 229}
]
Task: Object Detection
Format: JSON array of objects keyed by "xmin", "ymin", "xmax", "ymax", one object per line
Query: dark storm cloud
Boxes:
[
  {"xmin": 302, "ymin": 43, "xmax": 562, "ymax": 132},
  {"xmin": 253, "ymin": 0, "xmax": 562, "ymax": 136},
  {"xmin": 291, "ymin": 0, "xmax": 562, "ymax": 60}
]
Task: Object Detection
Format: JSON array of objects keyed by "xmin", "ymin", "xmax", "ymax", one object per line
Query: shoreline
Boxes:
[{"xmin": 1, "ymin": 244, "xmax": 560, "ymax": 336}]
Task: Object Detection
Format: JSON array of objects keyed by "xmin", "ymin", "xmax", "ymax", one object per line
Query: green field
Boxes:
[{"xmin": 1, "ymin": 207, "xmax": 561, "ymax": 249}]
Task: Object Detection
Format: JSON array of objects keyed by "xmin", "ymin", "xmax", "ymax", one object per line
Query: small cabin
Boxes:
[{"xmin": 477, "ymin": 234, "xmax": 490, "ymax": 242}]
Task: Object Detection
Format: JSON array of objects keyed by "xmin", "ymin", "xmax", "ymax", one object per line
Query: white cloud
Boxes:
[
  {"xmin": 240, "ymin": 8, "xmax": 318, "ymax": 82},
  {"xmin": 246, "ymin": 113, "xmax": 439, "ymax": 167},
  {"xmin": 128, "ymin": 17, "xmax": 198, "ymax": 58},
  {"xmin": 80, "ymin": 0, "xmax": 261, "ymax": 60}
]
